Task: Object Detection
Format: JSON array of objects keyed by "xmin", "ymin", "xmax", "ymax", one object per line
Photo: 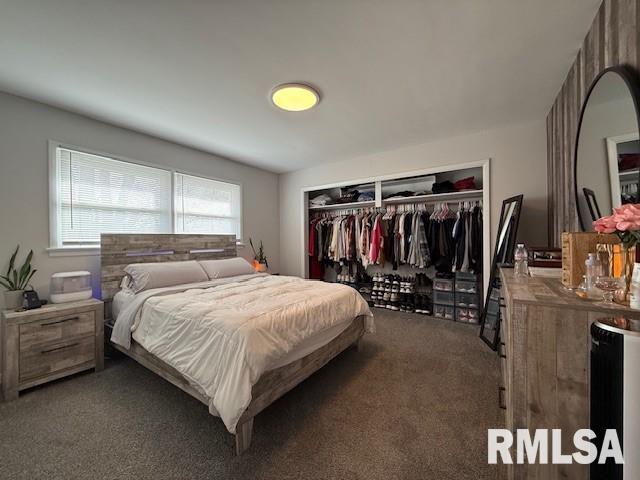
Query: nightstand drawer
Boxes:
[
  {"xmin": 19, "ymin": 312, "xmax": 95, "ymax": 351},
  {"xmin": 19, "ymin": 336, "xmax": 95, "ymax": 382}
]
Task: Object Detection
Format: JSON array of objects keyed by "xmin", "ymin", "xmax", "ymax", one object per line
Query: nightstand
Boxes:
[{"xmin": 1, "ymin": 298, "xmax": 104, "ymax": 401}]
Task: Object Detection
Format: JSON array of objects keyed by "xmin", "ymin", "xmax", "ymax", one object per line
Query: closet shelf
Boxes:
[
  {"xmin": 619, "ymin": 169, "xmax": 639, "ymax": 178},
  {"xmin": 382, "ymin": 189, "xmax": 483, "ymax": 204},
  {"xmin": 309, "ymin": 200, "xmax": 376, "ymax": 210}
]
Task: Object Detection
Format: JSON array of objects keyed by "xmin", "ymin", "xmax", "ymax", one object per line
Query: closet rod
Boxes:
[{"xmin": 310, "ymin": 200, "xmax": 482, "ymax": 217}]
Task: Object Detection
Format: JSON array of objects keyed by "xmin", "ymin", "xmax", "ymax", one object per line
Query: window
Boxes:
[
  {"xmin": 175, "ymin": 173, "xmax": 241, "ymax": 238},
  {"xmin": 50, "ymin": 145, "xmax": 242, "ymax": 250}
]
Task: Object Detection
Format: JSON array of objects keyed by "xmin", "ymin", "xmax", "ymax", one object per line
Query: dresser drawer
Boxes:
[
  {"xmin": 19, "ymin": 312, "xmax": 95, "ymax": 351},
  {"xmin": 19, "ymin": 336, "xmax": 95, "ymax": 382}
]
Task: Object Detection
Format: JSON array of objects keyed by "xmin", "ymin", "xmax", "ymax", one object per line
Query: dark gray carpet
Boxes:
[{"xmin": 0, "ymin": 310, "xmax": 501, "ymax": 480}]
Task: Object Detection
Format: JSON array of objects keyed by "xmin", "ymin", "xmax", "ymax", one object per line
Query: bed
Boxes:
[{"xmin": 101, "ymin": 233, "xmax": 374, "ymax": 455}]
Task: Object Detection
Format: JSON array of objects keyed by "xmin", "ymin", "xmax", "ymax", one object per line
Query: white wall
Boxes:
[
  {"xmin": 279, "ymin": 120, "xmax": 548, "ymax": 276},
  {"xmin": 0, "ymin": 92, "xmax": 280, "ymax": 307}
]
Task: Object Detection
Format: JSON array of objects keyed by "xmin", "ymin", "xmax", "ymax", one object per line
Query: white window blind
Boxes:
[
  {"xmin": 55, "ymin": 147, "xmax": 172, "ymax": 245},
  {"xmin": 174, "ymin": 173, "xmax": 241, "ymax": 238}
]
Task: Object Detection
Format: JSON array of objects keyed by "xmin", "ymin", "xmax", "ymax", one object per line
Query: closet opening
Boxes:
[{"xmin": 301, "ymin": 161, "xmax": 490, "ymax": 324}]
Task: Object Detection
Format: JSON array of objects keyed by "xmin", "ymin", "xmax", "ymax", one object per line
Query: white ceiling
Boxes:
[{"xmin": 0, "ymin": 0, "xmax": 600, "ymax": 173}]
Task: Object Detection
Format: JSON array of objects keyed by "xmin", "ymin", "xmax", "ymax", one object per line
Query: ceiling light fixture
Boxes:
[{"xmin": 271, "ymin": 83, "xmax": 320, "ymax": 112}]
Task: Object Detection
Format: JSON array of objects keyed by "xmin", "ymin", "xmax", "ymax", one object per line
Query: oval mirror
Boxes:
[{"xmin": 575, "ymin": 67, "xmax": 640, "ymax": 231}]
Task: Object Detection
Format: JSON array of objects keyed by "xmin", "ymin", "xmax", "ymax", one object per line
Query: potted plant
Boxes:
[
  {"xmin": 249, "ymin": 238, "xmax": 269, "ymax": 272},
  {"xmin": 0, "ymin": 246, "xmax": 37, "ymax": 310},
  {"xmin": 593, "ymin": 204, "xmax": 640, "ymax": 301}
]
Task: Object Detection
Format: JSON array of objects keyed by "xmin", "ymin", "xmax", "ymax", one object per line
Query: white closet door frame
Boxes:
[
  {"xmin": 606, "ymin": 132, "xmax": 639, "ymax": 208},
  {"xmin": 299, "ymin": 159, "xmax": 491, "ymax": 296}
]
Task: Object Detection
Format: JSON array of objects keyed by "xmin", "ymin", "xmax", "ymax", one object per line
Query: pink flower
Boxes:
[
  {"xmin": 614, "ymin": 204, "xmax": 640, "ymax": 231},
  {"xmin": 593, "ymin": 214, "xmax": 617, "ymax": 233},
  {"xmin": 595, "ymin": 204, "xmax": 640, "ymax": 232}
]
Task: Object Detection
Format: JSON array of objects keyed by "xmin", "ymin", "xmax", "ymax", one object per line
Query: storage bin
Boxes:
[
  {"xmin": 455, "ymin": 272, "xmax": 480, "ymax": 282},
  {"xmin": 433, "ymin": 290, "xmax": 454, "ymax": 306},
  {"xmin": 457, "ymin": 308, "xmax": 480, "ymax": 324},
  {"xmin": 433, "ymin": 304, "xmax": 455, "ymax": 320},
  {"xmin": 455, "ymin": 292, "xmax": 481, "ymax": 309},
  {"xmin": 455, "ymin": 279, "xmax": 479, "ymax": 294},
  {"xmin": 456, "ymin": 308, "xmax": 469, "ymax": 323},
  {"xmin": 433, "ymin": 278, "xmax": 454, "ymax": 292}
]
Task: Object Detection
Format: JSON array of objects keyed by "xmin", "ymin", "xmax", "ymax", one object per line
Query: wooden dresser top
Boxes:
[{"xmin": 499, "ymin": 268, "xmax": 640, "ymax": 318}]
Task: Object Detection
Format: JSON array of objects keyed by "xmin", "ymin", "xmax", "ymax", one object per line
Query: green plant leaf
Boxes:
[
  {"xmin": 0, "ymin": 277, "xmax": 13, "ymax": 290},
  {"xmin": 7, "ymin": 245, "xmax": 18, "ymax": 276},
  {"xmin": 12, "ymin": 269, "xmax": 18, "ymax": 288},
  {"xmin": 18, "ymin": 250, "xmax": 33, "ymax": 285},
  {"xmin": 20, "ymin": 269, "xmax": 36, "ymax": 290}
]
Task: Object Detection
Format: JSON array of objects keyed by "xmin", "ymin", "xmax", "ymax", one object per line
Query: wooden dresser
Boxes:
[
  {"xmin": 499, "ymin": 268, "xmax": 640, "ymax": 479},
  {"xmin": 1, "ymin": 299, "xmax": 104, "ymax": 401}
]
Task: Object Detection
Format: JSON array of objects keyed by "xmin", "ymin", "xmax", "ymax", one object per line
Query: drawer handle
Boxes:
[
  {"xmin": 41, "ymin": 343, "xmax": 79, "ymax": 354},
  {"xmin": 41, "ymin": 316, "xmax": 79, "ymax": 327},
  {"xmin": 499, "ymin": 342, "xmax": 506, "ymax": 359},
  {"xmin": 498, "ymin": 386, "xmax": 506, "ymax": 410}
]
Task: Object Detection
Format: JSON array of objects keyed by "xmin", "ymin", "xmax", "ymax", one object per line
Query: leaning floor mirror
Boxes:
[{"xmin": 479, "ymin": 194, "xmax": 523, "ymax": 350}]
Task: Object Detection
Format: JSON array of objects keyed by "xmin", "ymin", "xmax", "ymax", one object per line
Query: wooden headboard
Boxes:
[{"xmin": 100, "ymin": 233, "xmax": 237, "ymax": 301}]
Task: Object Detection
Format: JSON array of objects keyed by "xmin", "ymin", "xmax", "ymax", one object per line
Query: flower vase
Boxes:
[{"xmin": 622, "ymin": 246, "xmax": 636, "ymax": 302}]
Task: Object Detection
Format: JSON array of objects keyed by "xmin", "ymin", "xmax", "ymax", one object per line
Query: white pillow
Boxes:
[
  {"xmin": 198, "ymin": 257, "xmax": 255, "ymax": 280},
  {"xmin": 123, "ymin": 260, "xmax": 208, "ymax": 293}
]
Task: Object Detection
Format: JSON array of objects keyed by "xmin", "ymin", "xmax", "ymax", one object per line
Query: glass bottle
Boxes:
[
  {"xmin": 585, "ymin": 253, "xmax": 601, "ymax": 292},
  {"xmin": 514, "ymin": 243, "xmax": 529, "ymax": 277}
]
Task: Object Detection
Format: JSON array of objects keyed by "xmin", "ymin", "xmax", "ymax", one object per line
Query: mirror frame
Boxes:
[
  {"xmin": 574, "ymin": 65, "xmax": 640, "ymax": 231},
  {"xmin": 479, "ymin": 194, "xmax": 523, "ymax": 350}
]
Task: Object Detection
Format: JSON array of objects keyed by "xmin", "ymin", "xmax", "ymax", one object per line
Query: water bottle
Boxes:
[
  {"xmin": 584, "ymin": 253, "xmax": 601, "ymax": 292},
  {"xmin": 514, "ymin": 244, "xmax": 529, "ymax": 277}
]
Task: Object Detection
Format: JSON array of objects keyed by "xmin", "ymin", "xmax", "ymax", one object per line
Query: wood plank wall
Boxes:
[{"xmin": 547, "ymin": 0, "xmax": 640, "ymax": 246}]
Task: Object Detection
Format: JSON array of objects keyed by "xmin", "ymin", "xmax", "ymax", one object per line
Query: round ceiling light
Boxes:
[{"xmin": 271, "ymin": 83, "xmax": 320, "ymax": 112}]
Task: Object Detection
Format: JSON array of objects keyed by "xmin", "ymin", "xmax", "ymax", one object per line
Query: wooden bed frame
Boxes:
[{"xmin": 100, "ymin": 233, "xmax": 366, "ymax": 455}]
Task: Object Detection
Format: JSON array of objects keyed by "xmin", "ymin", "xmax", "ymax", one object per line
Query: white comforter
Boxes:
[{"xmin": 111, "ymin": 274, "xmax": 373, "ymax": 433}]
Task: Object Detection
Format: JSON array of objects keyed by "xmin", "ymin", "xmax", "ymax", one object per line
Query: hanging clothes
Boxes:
[
  {"xmin": 470, "ymin": 205, "xmax": 483, "ymax": 274},
  {"xmin": 369, "ymin": 213, "xmax": 383, "ymax": 265},
  {"xmin": 308, "ymin": 200, "xmax": 481, "ymax": 277},
  {"xmin": 308, "ymin": 218, "xmax": 325, "ymax": 279},
  {"xmin": 451, "ymin": 202, "xmax": 483, "ymax": 273}
]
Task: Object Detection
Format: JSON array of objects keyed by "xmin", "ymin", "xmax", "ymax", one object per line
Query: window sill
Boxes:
[{"xmin": 47, "ymin": 246, "xmax": 101, "ymax": 257}]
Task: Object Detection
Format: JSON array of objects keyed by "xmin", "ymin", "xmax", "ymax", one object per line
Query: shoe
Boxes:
[
  {"xmin": 406, "ymin": 295, "xmax": 414, "ymax": 313},
  {"xmin": 423, "ymin": 300, "xmax": 433, "ymax": 315},
  {"xmin": 414, "ymin": 295, "xmax": 423, "ymax": 314}
]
